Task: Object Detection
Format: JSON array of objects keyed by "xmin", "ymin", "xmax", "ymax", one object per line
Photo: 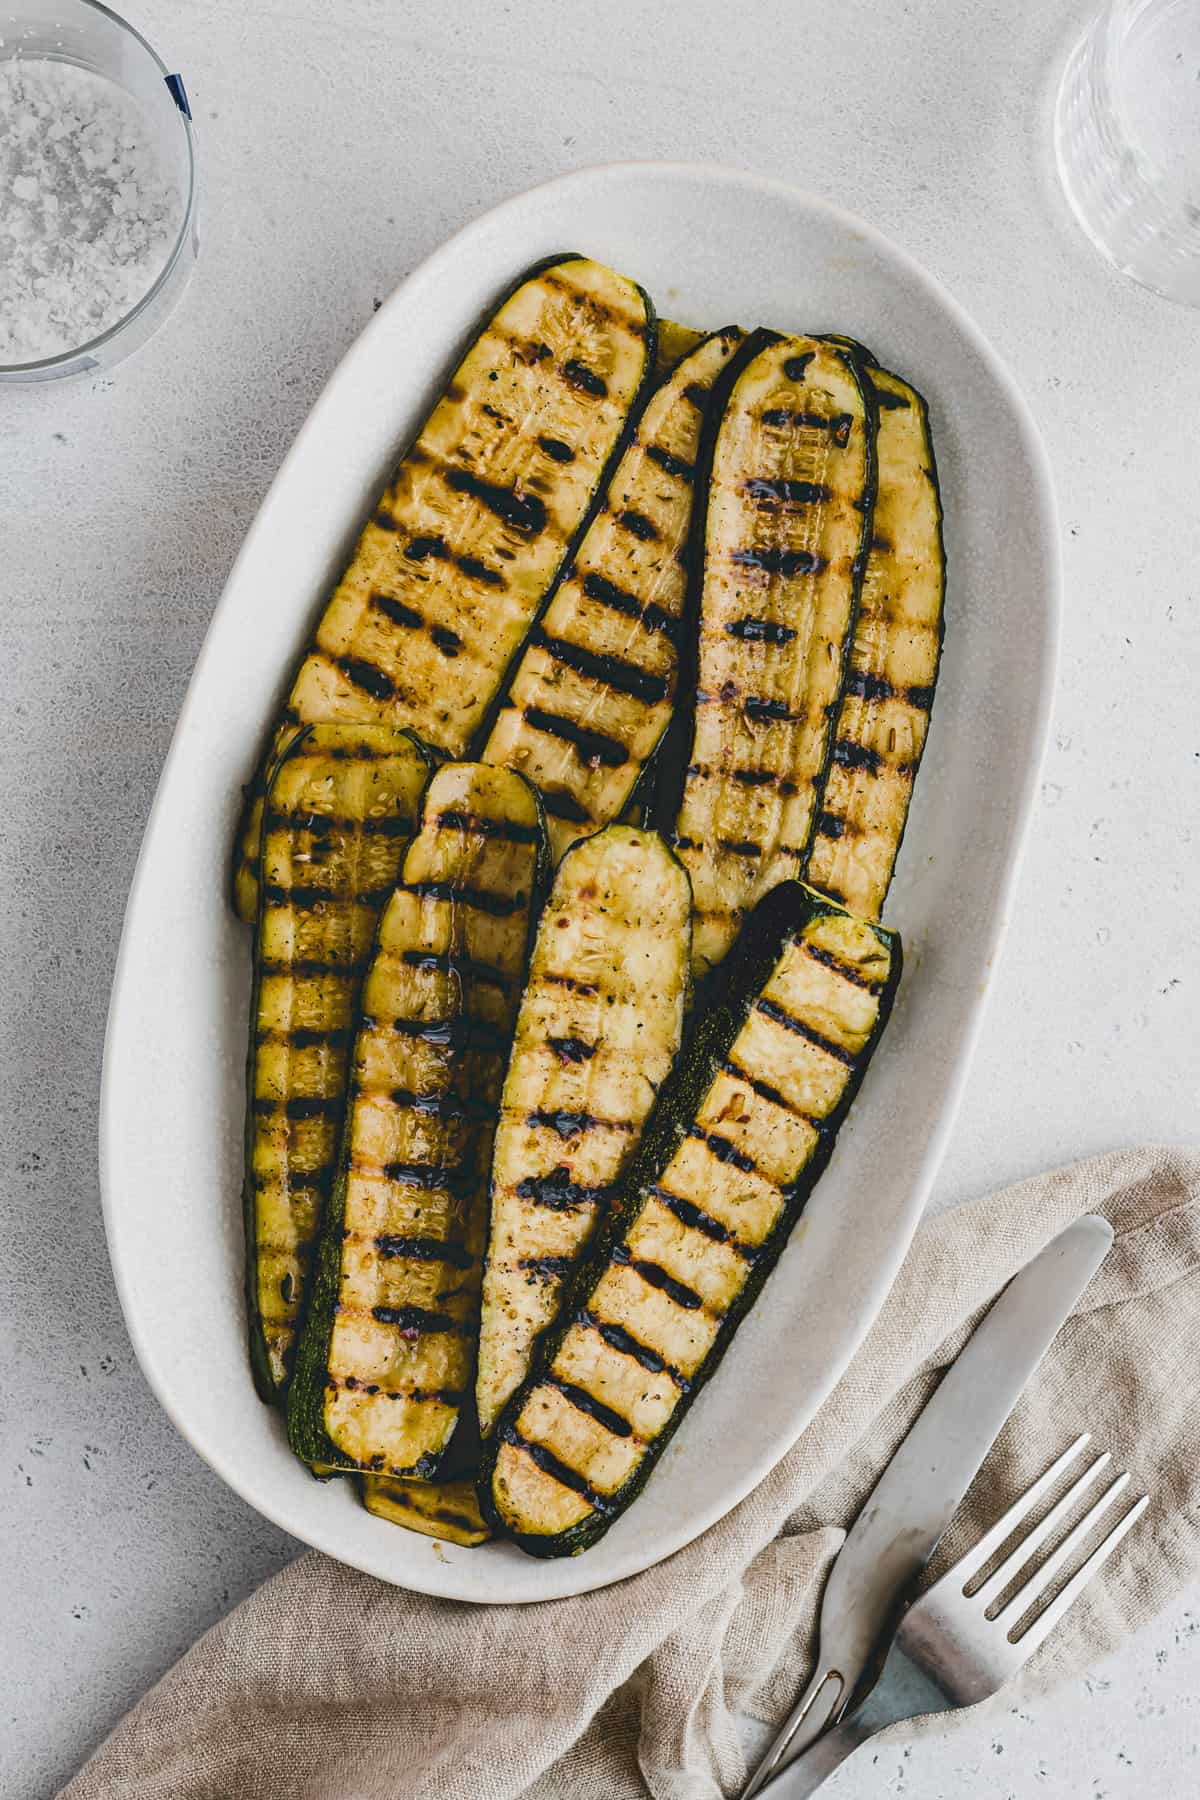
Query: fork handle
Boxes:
[{"xmin": 754, "ymin": 1657, "xmax": 953, "ymax": 1797}]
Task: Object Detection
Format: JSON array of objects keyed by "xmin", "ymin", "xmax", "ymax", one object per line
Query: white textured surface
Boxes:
[{"xmin": 0, "ymin": 0, "xmax": 1196, "ymax": 1792}]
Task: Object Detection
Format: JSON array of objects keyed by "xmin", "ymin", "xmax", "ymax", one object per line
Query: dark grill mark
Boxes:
[
  {"xmin": 457, "ymin": 554, "xmax": 505, "ymax": 589},
  {"xmin": 644, "ymin": 444, "xmax": 694, "ymax": 481},
  {"xmin": 875, "ymin": 387, "xmax": 911, "ymax": 411},
  {"xmin": 719, "ymin": 838, "xmax": 761, "ymax": 858},
  {"xmin": 546, "ymin": 1376, "xmax": 633, "ymax": 1439},
  {"xmin": 407, "ymin": 880, "xmax": 526, "ymax": 917},
  {"xmin": 721, "ymin": 1058, "xmax": 830, "ymax": 1132},
  {"xmin": 482, "ymin": 403, "xmax": 507, "ymax": 424},
  {"xmin": 547, "ymin": 1035, "xmax": 596, "ymax": 1063},
  {"xmin": 562, "ymin": 358, "xmax": 608, "ymax": 398},
  {"xmin": 725, "ymin": 617, "xmax": 797, "ymax": 645},
  {"xmin": 287, "ymin": 1095, "xmax": 341, "ymax": 1120},
  {"xmin": 575, "ymin": 1310, "xmax": 689, "ymax": 1389},
  {"xmin": 783, "ymin": 351, "xmax": 815, "ymax": 380},
  {"xmin": 581, "ymin": 571, "xmax": 679, "ymax": 640},
  {"xmin": 802, "ymin": 938, "xmax": 886, "ymax": 995},
  {"xmin": 378, "ymin": 1159, "xmax": 476, "ymax": 1195},
  {"xmin": 833, "ymin": 740, "xmax": 883, "ymax": 775},
  {"xmin": 515, "ymin": 1167, "xmax": 611, "ymax": 1211},
  {"xmin": 907, "ymin": 684, "xmax": 936, "ymax": 711},
  {"xmin": 845, "ymin": 670, "xmax": 894, "ymax": 703},
  {"xmin": 335, "ymin": 1380, "xmax": 464, "ymax": 1405},
  {"xmin": 689, "ymin": 1128, "xmax": 758, "ymax": 1174},
  {"xmin": 258, "ymin": 957, "xmax": 354, "ymax": 978},
  {"xmin": 651, "ymin": 1185, "xmax": 731, "ymax": 1244},
  {"xmin": 727, "ymin": 767, "xmax": 798, "ymax": 795},
  {"xmin": 532, "ymin": 628, "xmax": 668, "ymax": 705},
  {"xmin": 381, "ymin": 1016, "xmax": 508, "ymax": 1056},
  {"xmin": 542, "ymin": 972, "xmax": 599, "ymax": 997},
  {"xmin": 761, "ymin": 408, "xmax": 854, "ymax": 446},
  {"xmin": 375, "ymin": 1235, "xmax": 474, "ymax": 1268},
  {"xmin": 756, "ymin": 999, "xmax": 858, "ymax": 1066},
  {"xmin": 431, "ymin": 625, "xmax": 461, "ymax": 658},
  {"xmin": 404, "ymin": 534, "xmax": 448, "ymax": 563},
  {"xmin": 372, "ymin": 593, "xmax": 424, "ymax": 630},
  {"xmin": 370, "ymin": 1304, "xmax": 458, "ymax": 1333},
  {"xmin": 540, "ymin": 788, "xmax": 592, "ymax": 825},
  {"xmin": 611, "ymin": 1245, "xmax": 705, "ymax": 1311},
  {"xmin": 538, "ymin": 435, "xmax": 575, "ymax": 463},
  {"xmin": 526, "ymin": 1108, "xmax": 606, "ymax": 1139},
  {"xmin": 817, "ymin": 810, "xmax": 846, "ymax": 840},
  {"xmin": 373, "ymin": 508, "xmax": 396, "ymax": 531},
  {"xmin": 280, "ymin": 810, "xmax": 413, "ymax": 840},
  {"xmin": 683, "ymin": 382, "xmax": 709, "ymax": 410},
  {"xmin": 435, "ymin": 809, "xmax": 542, "ymax": 845},
  {"xmin": 523, "ymin": 707, "xmax": 629, "ymax": 768},
  {"xmin": 335, "ymin": 656, "xmax": 395, "ymax": 701},
  {"xmin": 263, "ymin": 879, "xmax": 397, "ymax": 912},
  {"xmin": 400, "ymin": 948, "xmax": 512, "ymax": 989},
  {"xmin": 257, "ymin": 1025, "xmax": 353, "ymax": 1050},
  {"xmin": 743, "ymin": 477, "xmax": 829, "ymax": 506},
  {"xmin": 518, "ymin": 1254, "xmax": 575, "ymax": 1278},
  {"xmin": 672, "ymin": 834, "xmax": 697, "ymax": 851},
  {"xmin": 501, "ymin": 1429, "xmax": 612, "ymax": 1509},
  {"xmin": 390, "ymin": 1086, "xmax": 498, "ymax": 1124},
  {"xmin": 744, "ymin": 695, "xmax": 794, "ymax": 723},
  {"xmin": 444, "ymin": 467, "xmax": 547, "ymax": 536},
  {"xmin": 731, "ymin": 547, "xmax": 825, "ymax": 577},
  {"xmin": 614, "ymin": 508, "xmax": 658, "ymax": 542}
]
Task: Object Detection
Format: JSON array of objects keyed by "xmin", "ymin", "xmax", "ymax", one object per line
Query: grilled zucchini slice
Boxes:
[
  {"xmin": 245, "ymin": 723, "xmax": 429, "ymax": 1402},
  {"xmin": 232, "ymin": 255, "xmax": 655, "ymax": 922},
  {"xmin": 483, "ymin": 881, "xmax": 899, "ymax": 1557},
  {"xmin": 476, "ymin": 825, "xmax": 691, "ymax": 1437},
  {"xmin": 362, "ymin": 1475, "xmax": 492, "ymax": 1546},
  {"xmin": 483, "ymin": 329, "xmax": 743, "ymax": 861},
  {"xmin": 666, "ymin": 331, "xmax": 876, "ymax": 978},
  {"xmin": 288, "ymin": 763, "xmax": 545, "ymax": 1476},
  {"xmin": 654, "ymin": 317, "xmax": 706, "ymax": 378},
  {"xmin": 805, "ymin": 354, "xmax": 944, "ymax": 917}
]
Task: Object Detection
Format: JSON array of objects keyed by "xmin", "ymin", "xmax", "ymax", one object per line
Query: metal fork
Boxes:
[{"xmin": 756, "ymin": 1434, "xmax": 1149, "ymax": 1797}]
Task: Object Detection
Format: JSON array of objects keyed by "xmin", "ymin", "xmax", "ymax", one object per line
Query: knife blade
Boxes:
[{"xmin": 743, "ymin": 1213, "xmax": 1112, "ymax": 1797}]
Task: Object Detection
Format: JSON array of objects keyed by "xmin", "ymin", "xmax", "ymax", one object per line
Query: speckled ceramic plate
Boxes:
[{"xmin": 100, "ymin": 162, "xmax": 1060, "ymax": 1603}]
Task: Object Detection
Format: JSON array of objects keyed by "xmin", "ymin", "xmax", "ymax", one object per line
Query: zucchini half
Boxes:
[
  {"xmin": 245, "ymin": 723, "xmax": 430, "ymax": 1402},
  {"xmin": 483, "ymin": 328, "xmax": 743, "ymax": 862},
  {"xmin": 805, "ymin": 350, "xmax": 945, "ymax": 918},
  {"xmin": 482, "ymin": 881, "xmax": 900, "ymax": 1557},
  {"xmin": 232, "ymin": 254, "xmax": 655, "ymax": 922},
  {"xmin": 288, "ymin": 763, "xmax": 546, "ymax": 1477},
  {"xmin": 664, "ymin": 331, "xmax": 877, "ymax": 979},
  {"xmin": 362, "ymin": 1474, "xmax": 492, "ymax": 1547},
  {"xmin": 476, "ymin": 825, "xmax": 692, "ymax": 1438}
]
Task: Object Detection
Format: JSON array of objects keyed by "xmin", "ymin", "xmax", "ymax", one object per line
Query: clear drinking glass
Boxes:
[
  {"xmin": 0, "ymin": 0, "xmax": 198, "ymax": 382},
  {"xmin": 1055, "ymin": 0, "xmax": 1200, "ymax": 305}
]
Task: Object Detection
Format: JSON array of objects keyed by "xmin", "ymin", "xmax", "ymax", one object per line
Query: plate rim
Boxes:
[{"xmin": 99, "ymin": 158, "xmax": 1061, "ymax": 1603}]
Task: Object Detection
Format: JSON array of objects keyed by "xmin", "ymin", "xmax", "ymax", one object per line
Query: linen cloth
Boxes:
[{"xmin": 62, "ymin": 1145, "xmax": 1200, "ymax": 1799}]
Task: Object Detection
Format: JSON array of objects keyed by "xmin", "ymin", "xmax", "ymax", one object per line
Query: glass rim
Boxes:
[
  {"xmin": 1096, "ymin": 0, "xmax": 1197, "ymax": 203},
  {"xmin": 0, "ymin": 0, "xmax": 198, "ymax": 376}
]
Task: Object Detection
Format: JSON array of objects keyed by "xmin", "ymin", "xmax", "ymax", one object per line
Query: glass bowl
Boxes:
[{"xmin": 0, "ymin": 0, "xmax": 198, "ymax": 383}]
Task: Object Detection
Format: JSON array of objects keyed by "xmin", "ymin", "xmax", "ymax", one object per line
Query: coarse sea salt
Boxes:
[{"xmin": 0, "ymin": 57, "xmax": 182, "ymax": 364}]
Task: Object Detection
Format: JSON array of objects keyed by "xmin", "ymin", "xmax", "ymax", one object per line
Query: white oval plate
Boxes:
[{"xmin": 101, "ymin": 163, "xmax": 1059, "ymax": 1604}]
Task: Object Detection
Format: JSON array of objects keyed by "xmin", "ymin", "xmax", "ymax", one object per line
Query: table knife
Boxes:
[{"xmin": 742, "ymin": 1212, "xmax": 1113, "ymax": 1797}]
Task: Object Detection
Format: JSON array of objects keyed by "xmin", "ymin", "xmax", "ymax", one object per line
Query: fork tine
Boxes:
[
  {"xmin": 1007, "ymin": 1493, "xmax": 1150, "ymax": 1654},
  {"xmin": 994, "ymin": 1471, "xmax": 1131, "ymax": 1622},
  {"xmin": 948, "ymin": 1434, "xmax": 1092, "ymax": 1588},
  {"xmin": 972, "ymin": 1452, "xmax": 1111, "ymax": 1607}
]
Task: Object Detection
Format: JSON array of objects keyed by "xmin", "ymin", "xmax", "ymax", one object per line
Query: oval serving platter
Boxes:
[{"xmin": 100, "ymin": 162, "xmax": 1059, "ymax": 1603}]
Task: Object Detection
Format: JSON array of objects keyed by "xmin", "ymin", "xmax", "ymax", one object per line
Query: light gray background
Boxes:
[{"xmin": 2, "ymin": 0, "xmax": 1197, "ymax": 1794}]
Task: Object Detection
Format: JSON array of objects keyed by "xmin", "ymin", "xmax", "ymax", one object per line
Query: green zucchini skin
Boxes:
[
  {"xmin": 479, "ymin": 880, "xmax": 900, "ymax": 1556},
  {"xmin": 287, "ymin": 762, "xmax": 547, "ymax": 1477},
  {"xmin": 243, "ymin": 723, "xmax": 432, "ymax": 1404},
  {"xmin": 476, "ymin": 825, "xmax": 692, "ymax": 1438},
  {"xmin": 232, "ymin": 254, "xmax": 657, "ymax": 922},
  {"xmin": 480, "ymin": 327, "xmax": 740, "ymax": 862},
  {"xmin": 806, "ymin": 340, "xmax": 945, "ymax": 919},
  {"xmin": 658, "ymin": 328, "xmax": 878, "ymax": 979}
]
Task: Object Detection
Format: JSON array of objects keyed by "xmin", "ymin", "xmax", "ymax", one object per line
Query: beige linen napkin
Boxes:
[{"xmin": 63, "ymin": 1145, "xmax": 1200, "ymax": 1800}]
